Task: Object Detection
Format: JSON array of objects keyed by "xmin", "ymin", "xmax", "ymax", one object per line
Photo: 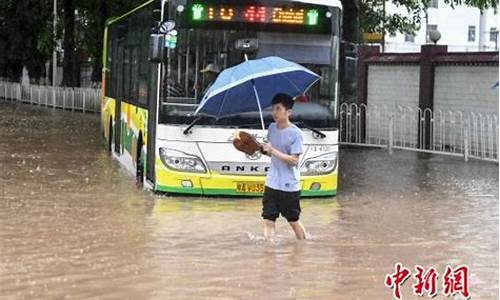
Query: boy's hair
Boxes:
[{"xmin": 272, "ymin": 93, "xmax": 294, "ymax": 110}]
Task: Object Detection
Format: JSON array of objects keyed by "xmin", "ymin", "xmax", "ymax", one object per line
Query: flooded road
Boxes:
[{"xmin": 0, "ymin": 101, "xmax": 498, "ymax": 299}]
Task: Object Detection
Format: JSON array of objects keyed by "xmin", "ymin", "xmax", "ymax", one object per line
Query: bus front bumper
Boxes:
[{"xmin": 155, "ymin": 164, "xmax": 337, "ymax": 197}]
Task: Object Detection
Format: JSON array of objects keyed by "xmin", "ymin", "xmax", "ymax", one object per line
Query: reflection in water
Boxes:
[{"xmin": 0, "ymin": 101, "xmax": 498, "ymax": 299}]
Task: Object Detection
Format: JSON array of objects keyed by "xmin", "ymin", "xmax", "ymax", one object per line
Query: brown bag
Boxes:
[{"xmin": 232, "ymin": 130, "xmax": 262, "ymax": 155}]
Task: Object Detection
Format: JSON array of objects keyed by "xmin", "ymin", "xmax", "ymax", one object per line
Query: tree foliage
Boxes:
[
  {"xmin": 0, "ymin": 0, "xmax": 142, "ymax": 84},
  {"xmin": 0, "ymin": 0, "xmax": 53, "ymax": 81},
  {"xmin": 76, "ymin": 0, "xmax": 145, "ymax": 83},
  {"xmin": 360, "ymin": 0, "xmax": 427, "ymax": 37},
  {"xmin": 343, "ymin": 0, "xmax": 498, "ymax": 42},
  {"xmin": 445, "ymin": 0, "xmax": 497, "ymax": 10},
  {"xmin": 61, "ymin": 0, "xmax": 145, "ymax": 85},
  {"xmin": 0, "ymin": 0, "xmax": 497, "ymax": 85}
]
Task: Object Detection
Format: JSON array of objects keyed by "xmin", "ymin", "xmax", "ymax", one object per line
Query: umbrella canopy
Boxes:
[{"xmin": 194, "ymin": 56, "xmax": 320, "ymax": 123}]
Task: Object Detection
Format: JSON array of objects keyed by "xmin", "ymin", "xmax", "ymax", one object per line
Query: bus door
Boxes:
[
  {"xmin": 114, "ymin": 42, "xmax": 125, "ymax": 153},
  {"xmin": 146, "ymin": 63, "xmax": 159, "ymax": 183}
]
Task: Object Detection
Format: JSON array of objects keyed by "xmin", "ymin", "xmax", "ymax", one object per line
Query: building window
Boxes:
[
  {"xmin": 426, "ymin": 24, "xmax": 438, "ymax": 43},
  {"xmin": 490, "ymin": 27, "xmax": 498, "ymax": 42},
  {"xmin": 429, "ymin": 0, "xmax": 438, "ymax": 8},
  {"xmin": 468, "ymin": 26, "xmax": 476, "ymax": 42},
  {"xmin": 404, "ymin": 34, "xmax": 415, "ymax": 43}
]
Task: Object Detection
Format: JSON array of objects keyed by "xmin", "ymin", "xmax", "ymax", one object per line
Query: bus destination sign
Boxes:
[{"xmin": 188, "ymin": 3, "xmax": 330, "ymax": 27}]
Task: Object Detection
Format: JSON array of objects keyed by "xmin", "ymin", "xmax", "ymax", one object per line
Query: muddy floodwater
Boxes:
[{"xmin": 0, "ymin": 101, "xmax": 498, "ymax": 299}]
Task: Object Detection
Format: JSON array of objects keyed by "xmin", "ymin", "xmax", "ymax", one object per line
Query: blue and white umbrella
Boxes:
[{"xmin": 194, "ymin": 56, "xmax": 320, "ymax": 130}]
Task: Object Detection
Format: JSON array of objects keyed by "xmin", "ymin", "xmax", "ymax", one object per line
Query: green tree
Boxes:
[
  {"xmin": 0, "ymin": 0, "xmax": 52, "ymax": 81},
  {"xmin": 61, "ymin": 0, "xmax": 78, "ymax": 86},
  {"xmin": 341, "ymin": 0, "xmax": 498, "ymax": 43},
  {"xmin": 1, "ymin": 0, "xmax": 497, "ymax": 85},
  {"xmin": 0, "ymin": 0, "xmax": 138, "ymax": 83},
  {"xmin": 77, "ymin": 0, "xmax": 144, "ymax": 84}
]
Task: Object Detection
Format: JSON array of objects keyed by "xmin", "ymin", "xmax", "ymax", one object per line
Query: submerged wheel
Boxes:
[
  {"xmin": 136, "ymin": 134, "xmax": 144, "ymax": 183},
  {"xmin": 108, "ymin": 119, "xmax": 113, "ymax": 152}
]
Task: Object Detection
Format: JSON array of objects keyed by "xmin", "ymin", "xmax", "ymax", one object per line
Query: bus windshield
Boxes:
[{"xmin": 158, "ymin": 27, "xmax": 339, "ymax": 129}]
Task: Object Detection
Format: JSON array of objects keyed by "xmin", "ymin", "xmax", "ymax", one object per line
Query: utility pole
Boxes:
[
  {"xmin": 52, "ymin": 0, "xmax": 57, "ymax": 86},
  {"xmin": 478, "ymin": 10, "xmax": 486, "ymax": 51},
  {"xmin": 381, "ymin": 0, "xmax": 386, "ymax": 52},
  {"xmin": 425, "ymin": 10, "xmax": 429, "ymax": 43}
]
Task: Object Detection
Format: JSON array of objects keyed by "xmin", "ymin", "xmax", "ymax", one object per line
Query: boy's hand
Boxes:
[{"xmin": 262, "ymin": 143, "xmax": 274, "ymax": 156}]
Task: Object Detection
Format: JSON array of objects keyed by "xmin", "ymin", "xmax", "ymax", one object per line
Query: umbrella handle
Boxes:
[{"xmin": 250, "ymin": 81, "xmax": 266, "ymax": 131}]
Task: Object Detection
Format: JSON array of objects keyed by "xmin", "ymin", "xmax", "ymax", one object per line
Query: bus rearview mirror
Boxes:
[
  {"xmin": 149, "ymin": 34, "xmax": 165, "ymax": 63},
  {"xmin": 234, "ymin": 38, "xmax": 259, "ymax": 52}
]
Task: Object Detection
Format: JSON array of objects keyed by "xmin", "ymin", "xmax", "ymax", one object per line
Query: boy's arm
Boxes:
[
  {"xmin": 262, "ymin": 128, "xmax": 303, "ymax": 166},
  {"xmin": 262, "ymin": 143, "xmax": 300, "ymax": 166},
  {"xmin": 264, "ymin": 144, "xmax": 299, "ymax": 166}
]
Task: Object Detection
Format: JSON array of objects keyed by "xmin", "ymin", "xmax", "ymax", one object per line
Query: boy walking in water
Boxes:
[{"xmin": 261, "ymin": 93, "xmax": 307, "ymax": 240}]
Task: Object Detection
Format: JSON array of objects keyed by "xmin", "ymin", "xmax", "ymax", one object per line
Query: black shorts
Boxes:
[{"xmin": 262, "ymin": 186, "xmax": 301, "ymax": 222}]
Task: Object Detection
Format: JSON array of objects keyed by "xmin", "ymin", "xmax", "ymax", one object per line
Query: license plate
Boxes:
[{"xmin": 236, "ymin": 182, "xmax": 264, "ymax": 193}]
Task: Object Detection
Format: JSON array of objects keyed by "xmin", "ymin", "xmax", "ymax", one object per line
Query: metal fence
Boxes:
[
  {"xmin": 340, "ymin": 103, "xmax": 499, "ymax": 162},
  {"xmin": 1, "ymin": 81, "xmax": 497, "ymax": 162},
  {"xmin": 0, "ymin": 81, "xmax": 101, "ymax": 113}
]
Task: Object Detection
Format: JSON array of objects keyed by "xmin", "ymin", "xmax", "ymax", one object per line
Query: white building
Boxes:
[{"xmin": 384, "ymin": 0, "xmax": 499, "ymax": 52}]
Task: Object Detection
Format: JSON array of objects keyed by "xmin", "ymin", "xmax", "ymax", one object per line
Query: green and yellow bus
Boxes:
[{"xmin": 101, "ymin": 0, "xmax": 342, "ymax": 197}]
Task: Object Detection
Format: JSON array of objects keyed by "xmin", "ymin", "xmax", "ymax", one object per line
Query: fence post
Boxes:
[
  {"xmin": 52, "ymin": 88, "xmax": 56, "ymax": 108},
  {"xmin": 346, "ymin": 108, "xmax": 352, "ymax": 143},
  {"xmin": 388, "ymin": 114, "xmax": 394, "ymax": 155},
  {"xmin": 72, "ymin": 89, "xmax": 75, "ymax": 111},
  {"xmin": 464, "ymin": 126, "xmax": 469, "ymax": 162},
  {"xmin": 82, "ymin": 91, "xmax": 86, "ymax": 113}
]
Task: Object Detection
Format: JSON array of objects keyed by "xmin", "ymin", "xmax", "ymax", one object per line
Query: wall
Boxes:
[
  {"xmin": 356, "ymin": 45, "xmax": 498, "ymax": 149},
  {"xmin": 366, "ymin": 65, "xmax": 420, "ymax": 143},
  {"xmin": 433, "ymin": 65, "xmax": 498, "ymax": 150},
  {"xmin": 434, "ymin": 65, "xmax": 498, "ymax": 113},
  {"xmin": 367, "ymin": 65, "xmax": 420, "ymax": 108}
]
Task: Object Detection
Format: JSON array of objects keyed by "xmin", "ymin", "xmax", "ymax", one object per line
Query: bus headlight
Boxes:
[
  {"xmin": 159, "ymin": 148, "xmax": 207, "ymax": 173},
  {"xmin": 300, "ymin": 152, "xmax": 337, "ymax": 175}
]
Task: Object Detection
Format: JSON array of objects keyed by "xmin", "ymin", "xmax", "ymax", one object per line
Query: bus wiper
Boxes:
[
  {"xmin": 183, "ymin": 116, "xmax": 202, "ymax": 135},
  {"xmin": 295, "ymin": 122, "xmax": 326, "ymax": 139}
]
